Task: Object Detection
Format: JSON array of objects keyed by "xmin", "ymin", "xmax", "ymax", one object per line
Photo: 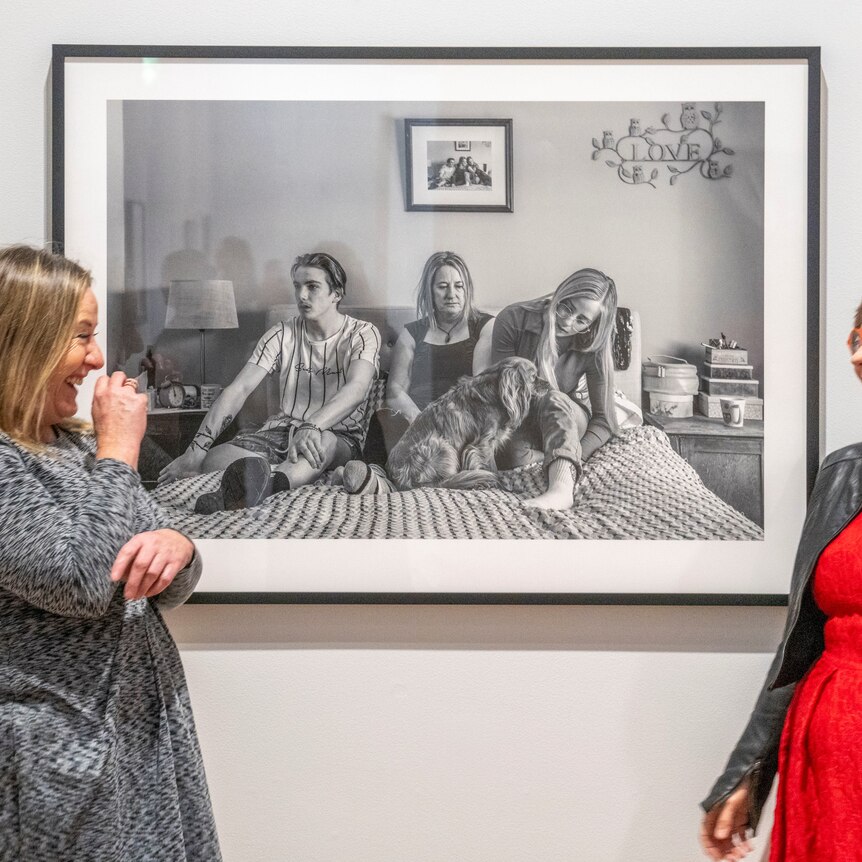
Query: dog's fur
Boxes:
[{"xmin": 386, "ymin": 357, "xmax": 543, "ymax": 491}]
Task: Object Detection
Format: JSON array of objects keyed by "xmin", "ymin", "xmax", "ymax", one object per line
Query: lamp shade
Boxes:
[{"xmin": 165, "ymin": 280, "xmax": 238, "ymax": 330}]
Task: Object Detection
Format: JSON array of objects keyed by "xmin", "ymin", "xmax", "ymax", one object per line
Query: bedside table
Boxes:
[
  {"xmin": 146, "ymin": 408, "xmax": 208, "ymax": 459},
  {"xmin": 644, "ymin": 412, "xmax": 764, "ymax": 527},
  {"xmin": 140, "ymin": 409, "xmax": 208, "ymax": 488}
]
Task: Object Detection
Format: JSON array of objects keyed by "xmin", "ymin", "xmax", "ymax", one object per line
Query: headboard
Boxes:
[{"xmin": 264, "ymin": 304, "xmax": 643, "ymax": 406}]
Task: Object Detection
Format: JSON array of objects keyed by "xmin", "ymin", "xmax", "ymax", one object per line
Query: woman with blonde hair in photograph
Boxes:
[
  {"xmin": 0, "ymin": 245, "xmax": 221, "ymax": 860},
  {"xmin": 342, "ymin": 250, "xmax": 494, "ymax": 494},
  {"xmin": 491, "ymin": 267, "xmax": 620, "ymax": 509},
  {"xmin": 386, "ymin": 250, "xmax": 494, "ymax": 421}
]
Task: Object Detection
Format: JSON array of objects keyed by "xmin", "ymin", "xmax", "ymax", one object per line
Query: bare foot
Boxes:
[{"xmin": 523, "ymin": 489, "xmax": 574, "ymax": 510}]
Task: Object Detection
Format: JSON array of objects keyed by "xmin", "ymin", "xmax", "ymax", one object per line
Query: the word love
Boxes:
[{"xmin": 591, "ymin": 102, "xmax": 735, "ymax": 188}]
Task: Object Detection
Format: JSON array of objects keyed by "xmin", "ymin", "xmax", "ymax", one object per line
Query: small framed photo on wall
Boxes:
[{"xmin": 405, "ymin": 118, "xmax": 514, "ymax": 212}]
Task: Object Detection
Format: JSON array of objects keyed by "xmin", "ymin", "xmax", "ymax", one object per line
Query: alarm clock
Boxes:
[
  {"xmin": 157, "ymin": 379, "xmax": 185, "ymax": 409},
  {"xmin": 181, "ymin": 384, "xmax": 200, "ymax": 409}
]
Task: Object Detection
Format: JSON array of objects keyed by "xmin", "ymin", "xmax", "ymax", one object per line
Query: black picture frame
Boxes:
[
  {"xmin": 51, "ymin": 45, "xmax": 820, "ymax": 606},
  {"xmin": 405, "ymin": 118, "xmax": 514, "ymax": 212}
]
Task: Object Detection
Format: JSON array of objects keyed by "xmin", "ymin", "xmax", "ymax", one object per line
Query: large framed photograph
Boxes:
[
  {"xmin": 52, "ymin": 46, "xmax": 820, "ymax": 604},
  {"xmin": 405, "ymin": 118, "xmax": 514, "ymax": 211}
]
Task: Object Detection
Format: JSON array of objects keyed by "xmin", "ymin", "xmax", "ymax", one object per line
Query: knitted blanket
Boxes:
[{"xmin": 150, "ymin": 426, "xmax": 763, "ymax": 541}]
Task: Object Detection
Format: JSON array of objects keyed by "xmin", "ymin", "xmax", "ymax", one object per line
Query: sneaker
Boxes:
[
  {"xmin": 342, "ymin": 460, "xmax": 375, "ymax": 493},
  {"xmin": 342, "ymin": 460, "xmax": 397, "ymax": 494},
  {"xmin": 194, "ymin": 456, "xmax": 273, "ymax": 514}
]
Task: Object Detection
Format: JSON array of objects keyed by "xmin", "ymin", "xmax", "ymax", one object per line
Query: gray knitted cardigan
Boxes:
[{"xmin": 0, "ymin": 429, "xmax": 221, "ymax": 861}]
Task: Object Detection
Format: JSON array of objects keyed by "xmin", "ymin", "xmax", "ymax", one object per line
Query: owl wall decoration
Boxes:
[
  {"xmin": 680, "ymin": 103, "xmax": 699, "ymax": 130},
  {"xmin": 590, "ymin": 102, "xmax": 733, "ymax": 188}
]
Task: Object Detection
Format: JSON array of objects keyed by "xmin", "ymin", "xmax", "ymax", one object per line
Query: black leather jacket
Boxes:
[{"xmin": 702, "ymin": 443, "xmax": 862, "ymax": 830}]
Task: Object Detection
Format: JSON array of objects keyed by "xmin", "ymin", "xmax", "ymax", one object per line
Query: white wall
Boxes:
[{"xmin": 3, "ymin": 1, "xmax": 862, "ymax": 860}]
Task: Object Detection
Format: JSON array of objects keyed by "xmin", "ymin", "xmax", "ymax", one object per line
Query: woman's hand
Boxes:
[
  {"xmin": 92, "ymin": 371, "xmax": 148, "ymax": 468},
  {"xmin": 700, "ymin": 784, "xmax": 753, "ymax": 861},
  {"xmin": 110, "ymin": 529, "xmax": 195, "ymax": 600}
]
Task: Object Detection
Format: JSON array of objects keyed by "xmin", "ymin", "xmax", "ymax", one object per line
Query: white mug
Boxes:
[
  {"xmin": 720, "ymin": 397, "xmax": 745, "ymax": 428},
  {"xmin": 200, "ymin": 384, "xmax": 222, "ymax": 409}
]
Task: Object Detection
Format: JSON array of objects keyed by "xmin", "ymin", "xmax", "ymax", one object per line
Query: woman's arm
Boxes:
[
  {"xmin": 0, "ymin": 446, "xmax": 142, "ymax": 618},
  {"xmin": 127, "ymin": 483, "xmax": 203, "ymax": 608},
  {"xmin": 580, "ymin": 352, "xmax": 615, "ymax": 460},
  {"xmin": 385, "ymin": 328, "xmax": 422, "ymax": 422},
  {"xmin": 473, "ymin": 317, "xmax": 496, "ymax": 374},
  {"xmin": 107, "ymin": 528, "xmax": 192, "ymax": 597},
  {"xmin": 701, "ymin": 646, "xmax": 795, "ymax": 844},
  {"xmin": 153, "ymin": 544, "xmax": 203, "ymax": 609},
  {"xmin": 490, "ymin": 306, "xmax": 521, "ymax": 365}
]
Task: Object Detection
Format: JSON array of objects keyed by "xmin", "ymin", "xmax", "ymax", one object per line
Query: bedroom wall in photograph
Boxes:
[{"xmin": 110, "ymin": 99, "xmax": 764, "ymax": 393}]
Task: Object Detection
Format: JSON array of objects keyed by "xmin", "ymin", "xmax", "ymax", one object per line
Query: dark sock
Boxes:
[{"xmin": 271, "ymin": 471, "xmax": 291, "ymax": 494}]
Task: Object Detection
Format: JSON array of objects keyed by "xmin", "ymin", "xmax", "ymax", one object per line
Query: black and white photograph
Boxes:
[
  {"xmin": 426, "ymin": 140, "xmax": 493, "ymax": 190},
  {"xmin": 55, "ymin": 50, "xmax": 816, "ymax": 599},
  {"xmin": 406, "ymin": 118, "xmax": 513, "ymax": 211},
  {"xmin": 107, "ymin": 95, "xmax": 765, "ymax": 543}
]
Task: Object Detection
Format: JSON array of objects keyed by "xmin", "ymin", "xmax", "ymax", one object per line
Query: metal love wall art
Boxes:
[{"xmin": 592, "ymin": 102, "xmax": 735, "ymax": 187}]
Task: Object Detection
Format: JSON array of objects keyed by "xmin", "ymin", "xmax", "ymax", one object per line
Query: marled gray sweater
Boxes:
[{"xmin": 0, "ymin": 429, "xmax": 221, "ymax": 861}]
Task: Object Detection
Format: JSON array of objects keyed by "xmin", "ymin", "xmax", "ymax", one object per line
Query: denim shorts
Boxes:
[{"xmin": 229, "ymin": 423, "xmax": 362, "ymax": 466}]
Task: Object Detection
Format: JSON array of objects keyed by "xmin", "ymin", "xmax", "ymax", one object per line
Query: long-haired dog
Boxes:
[{"xmin": 386, "ymin": 357, "xmax": 543, "ymax": 491}]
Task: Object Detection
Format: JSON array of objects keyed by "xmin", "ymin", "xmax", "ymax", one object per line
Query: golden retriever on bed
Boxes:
[{"xmin": 385, "ymin": 356, "xmax": 542, "ymax": 491}]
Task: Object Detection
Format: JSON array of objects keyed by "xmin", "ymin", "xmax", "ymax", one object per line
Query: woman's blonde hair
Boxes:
[
  {"xmin": 415, "ymin": 251, "xmax": 480, "ymax": 332},
  {"xmin": 0, "ymin": 245, "xmax": 93, "ymax": 449},
  {"xmin": 534, "ymin": 267, "xmax": 619, "ymax": 432}
]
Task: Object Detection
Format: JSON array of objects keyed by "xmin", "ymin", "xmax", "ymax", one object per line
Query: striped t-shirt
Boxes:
[{"xmin": 249, "ymin": 315, "xmax": 381, "ymax": 436}]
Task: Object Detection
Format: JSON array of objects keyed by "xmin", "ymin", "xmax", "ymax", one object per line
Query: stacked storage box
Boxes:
[
  {"xmin": 642, "ymin": 355, "xmax": 698, "ymax": 417},
  {"xmin": 697, "ymin": 344, "xmax": 763, "ymax": 420}
]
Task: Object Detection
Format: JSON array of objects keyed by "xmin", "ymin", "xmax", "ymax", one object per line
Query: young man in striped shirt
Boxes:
[{"xmin": 159, "ymin": 252, "xmax": 380, "ymax": 511}]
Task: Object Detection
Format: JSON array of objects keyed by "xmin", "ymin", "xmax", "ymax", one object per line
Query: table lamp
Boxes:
[{"xmin": 165, "ymin": 279, "xmax": 238, "ymax": 385}]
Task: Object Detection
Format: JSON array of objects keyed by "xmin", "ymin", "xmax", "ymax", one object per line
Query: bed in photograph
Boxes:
[{"xmin": 148, "ymin": 306, "xmax": 763, "ymax": 541}]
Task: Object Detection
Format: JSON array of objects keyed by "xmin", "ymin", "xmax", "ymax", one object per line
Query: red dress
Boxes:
[{"xmin": 771, "ymin": 512, "xmax": 862, "ymax": 860}]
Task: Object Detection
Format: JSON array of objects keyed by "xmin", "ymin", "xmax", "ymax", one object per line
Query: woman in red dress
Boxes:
[{"xmin": 700, "ymin": 303, "xmax": 862, "ymax": 861}]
